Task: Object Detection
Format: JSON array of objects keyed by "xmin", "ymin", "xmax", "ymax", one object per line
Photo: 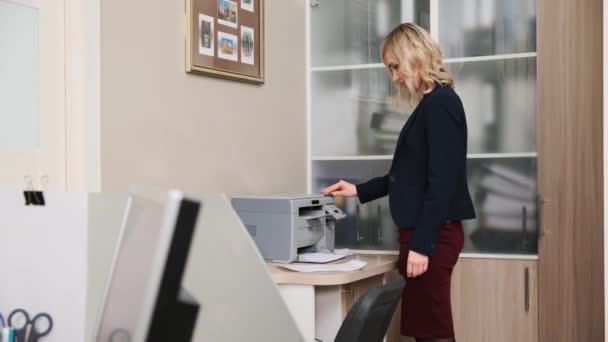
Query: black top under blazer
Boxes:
[{"xmin": 356, "ymin": 84, "xmax": 476, "ymax": 256}]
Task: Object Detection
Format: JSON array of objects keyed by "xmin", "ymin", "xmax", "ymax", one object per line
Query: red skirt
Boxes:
[{"xmin": 398, "ymin": 221, "xmax": 464, "ymax": 339}]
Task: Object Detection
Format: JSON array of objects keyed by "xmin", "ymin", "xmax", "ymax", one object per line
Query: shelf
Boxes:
[
  {"xmin": 311, "ymin": 52, "xmax": 537, "ymax": 72},
  {"xmin": 444, "ymin": 52, "xmax": 537, "ymax": 64},
  {"xmin": 313, "ymin": 155, "xmax": 393, "ymax": 161},
  {"xmin": 348, "ymin": 250, "xmax": 539, "ymax": 260},
  {"xmin": 311, "ymin": 63, "xmax": 385, "ymax": 72},
  {"xmin": 467, "ymin": 152, "xmax": 537, "ymax": 159},
  {"xmin": 312, "ymin": 152, "xmax": 537, "ymax": 161},
  {"xmin": 459, "ymin": 253, "xmax": 538, "ymax": 260}
]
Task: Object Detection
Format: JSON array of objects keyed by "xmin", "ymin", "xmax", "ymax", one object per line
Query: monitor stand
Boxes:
[{"xmin": 147, "ymin": 288, "xmax": 200, "ymax": 342}]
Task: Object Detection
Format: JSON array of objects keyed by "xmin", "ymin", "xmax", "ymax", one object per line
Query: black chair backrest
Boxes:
[{"xmin": 334, "ymin": 275, "xmax": 405, "ymax": 342}]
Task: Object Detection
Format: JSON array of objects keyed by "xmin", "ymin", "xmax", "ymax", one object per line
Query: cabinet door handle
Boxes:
[
  {"xmin": 356, "ymin": 205, "xmax": 363, "ymax": 241},
  {"xmin": 521, "ymin": 206, "xmax": 528, "ymax": 250},
  {"xmin": 538, "ymin": 193, "xmax": 548, "ymax": 238},
  {"xmin": 377, "ymin": 205, "xmax": 384, "ymax": 241},
  {"xmin": 524, "ymin": 267, "xmax": 530, "ymax": 312}
]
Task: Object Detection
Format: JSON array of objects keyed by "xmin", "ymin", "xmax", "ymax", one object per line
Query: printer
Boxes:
[{"xmin": 231, "ymin": 195, "xmax": 347, "ymax": 263}]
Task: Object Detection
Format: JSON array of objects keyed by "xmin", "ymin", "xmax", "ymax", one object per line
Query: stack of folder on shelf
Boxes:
[{"xmin": 469, "ymin": 163, "xmax": 538, "ymax": 253}]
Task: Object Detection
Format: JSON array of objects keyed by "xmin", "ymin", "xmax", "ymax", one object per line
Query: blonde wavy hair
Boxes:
[{"xmin": 381, "ymin": 23, "xmax": 453, "ymax": 106}]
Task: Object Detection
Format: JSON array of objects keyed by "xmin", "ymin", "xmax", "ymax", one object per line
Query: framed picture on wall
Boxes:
[{"xmin": 186, "ymin": 0, "xmax": 264, "ymax": 84}]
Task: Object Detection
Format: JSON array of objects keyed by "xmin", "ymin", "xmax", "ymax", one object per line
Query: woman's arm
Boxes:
[
  {"xmin": 355, "ymin": 174, "xmax": 389, "ymax": 204},
  {"xmin": 322, "ymin": 175, "xmax": 388, "ymax": 203}
]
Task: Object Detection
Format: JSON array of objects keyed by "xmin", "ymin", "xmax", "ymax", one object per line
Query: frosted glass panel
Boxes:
[
  {"xmin": 311, "ymin": 0, "xmax": 429, "ymax": 67},
  {"xmin": 448, "ymin": 57, "xmax": 536, "ymax": 154},
  {"xmin": 313, "ymin": 158, "xmax": 538, "ymax": 254},
  {"xmin": 464, "ymin": 157, "xmax": 538, "ymax": 254},
  {"xmin": 438, "ymin": 0, "xmax": 536, "ymax": 58},
  {"xmin": 0, "ymin": 1, "xmax": 40, "ymax": 146},
  {"xmin": 311, "ymin": 68, "xmax": 412, "ymax": 157},
  {"xmin": 312, "ymin": 58, "xmax": 537, "ymax": 156},
  {"xmin": 309, "ymin": 0, "xmax": 538, "ymax": 255},
  {"xmin": 313, "ymin": 159, "xmax": 399, "ymax": 250}
]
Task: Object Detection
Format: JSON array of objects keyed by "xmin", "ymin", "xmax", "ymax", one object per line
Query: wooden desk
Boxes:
[{"xmin": 267, "ymin": 254, "xmax": 400, "ymax": 342}]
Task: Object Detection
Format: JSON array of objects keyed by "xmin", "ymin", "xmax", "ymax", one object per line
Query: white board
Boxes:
[{"xmin": 0, "ymin": 191, "xmax": 87, "ymax": 342}]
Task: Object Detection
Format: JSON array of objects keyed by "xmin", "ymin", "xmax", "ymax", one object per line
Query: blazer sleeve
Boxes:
[
  {"xmin": 409, "ymin": 94, "xmax": 466, "ymax": 256},
  {"xmin": 356, "ymin": 175, "xmax": 389, "ymax": 204}
]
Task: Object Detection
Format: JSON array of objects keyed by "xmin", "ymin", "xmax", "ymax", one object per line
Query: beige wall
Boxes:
[{"xmin": 100, "ymin": 0, "xmax": 307, "ymax": 194}]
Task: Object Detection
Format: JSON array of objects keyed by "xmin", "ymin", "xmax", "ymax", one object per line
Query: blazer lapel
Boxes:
[{"xmin": 393, "ymin": 108, "xmax": 420, "ymax": 155}]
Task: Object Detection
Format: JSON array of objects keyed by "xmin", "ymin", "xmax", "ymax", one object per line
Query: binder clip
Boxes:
[{"xmin": 23, "ymin": 175, "xmax": 47, "ymax": 206}]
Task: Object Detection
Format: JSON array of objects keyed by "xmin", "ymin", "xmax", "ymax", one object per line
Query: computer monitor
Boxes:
[{"xmin": 94, "ymin": 190, "xmax": 201, "ymax": 342}]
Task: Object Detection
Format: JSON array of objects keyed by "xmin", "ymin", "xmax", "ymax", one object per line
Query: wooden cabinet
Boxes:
[
  {"xmin": 451, "ymin": 258, "xmax": 538, "ymax": 342},
  {"xmin": 537, "ymin": 0, "xmax": 604, "ymax": 340},
  {"xmin": 307, "ymin": 1, "xmax": 543, "ymax": 339},
  {"xmin": 386, "ymin": 258, "xmax": 538, "ymax": 342},
  {"xmin": 308, "ymin": 0, "xmax": 539, "ymax": 256},
  {"xmin": 305, "ymin": 0, "xmax": 605, "ymax": 339}
]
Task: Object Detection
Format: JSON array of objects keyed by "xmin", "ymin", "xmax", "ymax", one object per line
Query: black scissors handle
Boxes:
[
  {"xmin": 27, "ymin": 313, "xmax": 53, "ymax": 342},
  {"xmin": 8, "ymin": 309, "xmax": 30, "ymax": 327},
  {"xmin": 8, "ymin": 309, "xmax": 30, "ymax": 342}
]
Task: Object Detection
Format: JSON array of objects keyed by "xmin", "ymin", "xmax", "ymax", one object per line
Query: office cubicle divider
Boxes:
[
  {"xmin": 90, "ymin": 193, "xmax": 307, "ymax": 342},
  {"xmin": 182, "ymin": 194, "xmax": 306, "ymax": 342},
  {"xmin": 0, "ymin": 192, "xmax": 88, "ymax": 342},
  {"xmin": 0, "ymin": 192, "xmax": 305, "ymax": 342}
]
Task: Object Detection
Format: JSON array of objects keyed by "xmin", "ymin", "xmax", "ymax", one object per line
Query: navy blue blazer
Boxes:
[{"xmin": 356, "ymin": 84, "xmax": 476, "ymax": 256}]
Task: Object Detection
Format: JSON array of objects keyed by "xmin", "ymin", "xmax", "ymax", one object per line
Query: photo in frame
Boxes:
[
  {"xmin": 187, "ymin": 0, "xmax": 264, "ymax": 84},
  {"xmin": 217, "ymin": 31, "xmax": 238, "ymax": 61},
  {"xmin": 240, "ymin": 25, "xmax": 254, "ymax": 65},
  {"xmin": 199, "ymin": 14, "xmax": 214, "ymax": 56},
  {"xmin": 241, "ymin": 0, "xmax": 253, "ymax": 12},
  {"xmin": 217, "ymin": 0, "xmax": 237, "ymax": 28}
]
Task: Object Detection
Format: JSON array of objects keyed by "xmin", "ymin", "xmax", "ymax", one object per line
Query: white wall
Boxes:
[{"xmin": 65, "ymin": 0, "xmax": 101, "ymax": 191}]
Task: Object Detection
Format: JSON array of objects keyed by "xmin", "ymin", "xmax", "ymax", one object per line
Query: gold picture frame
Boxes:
[{"xmin": 186, "ymin": 0, "xmax": 265, "ymax": 84}]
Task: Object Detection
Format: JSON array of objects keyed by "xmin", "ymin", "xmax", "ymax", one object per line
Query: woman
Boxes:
[{"xmin": 322, "ymin": 23, "xmax": 475, "ymax": 342}]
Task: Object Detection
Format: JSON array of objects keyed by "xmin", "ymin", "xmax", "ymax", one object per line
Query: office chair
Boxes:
[{"xmin": 334, "ymin": 275, "xmax": 405, "ymax": 342}]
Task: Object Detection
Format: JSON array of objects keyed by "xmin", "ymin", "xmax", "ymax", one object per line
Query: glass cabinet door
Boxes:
[
  {"xmin": 438, "ymin": 0, "xmax": 536, "ymax": 58},
  {"xmin": 0, "ymin": 0, "xmax": 66, "ymax": 190},
  {"xmin": 309, "ymin": 0, "xmax": 537, "ymax": 255},
  {"xmin": 311, "ymin": 0, "xmax": 429, "ymax": 68},
  {"xmin": 310, "ymin": 0, "xmax": 430, "ymax": 251},
  {"xmin": 0, "ymin": 1, "xmax": 40, "ymax": 147}
]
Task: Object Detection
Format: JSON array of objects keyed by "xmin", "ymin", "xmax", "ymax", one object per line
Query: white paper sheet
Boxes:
[
  {"xmin": 296, "ymin": 252, "xmax": 347, "ymax": 263},
  {"xmin": 277, "ymin": 260, "xmax": 367, "ymax": 273},
  {"xmin": 332, "ymin": 248, "xmax": 351, "ymax": 255}
]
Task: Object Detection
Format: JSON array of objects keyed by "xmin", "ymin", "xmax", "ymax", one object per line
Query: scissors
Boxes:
[{"xmin": 8, "ymin": 309, "xmax": 53, "ymax": 342}]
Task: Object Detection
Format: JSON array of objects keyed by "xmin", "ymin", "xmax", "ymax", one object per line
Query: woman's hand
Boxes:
[
  {"xmin": 407, "ymin": 250, "xmax": 429, "ymax": 278},
  {"xmin": 321, "ymin": 180, "xmax": 357, "ymax": 197}
]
